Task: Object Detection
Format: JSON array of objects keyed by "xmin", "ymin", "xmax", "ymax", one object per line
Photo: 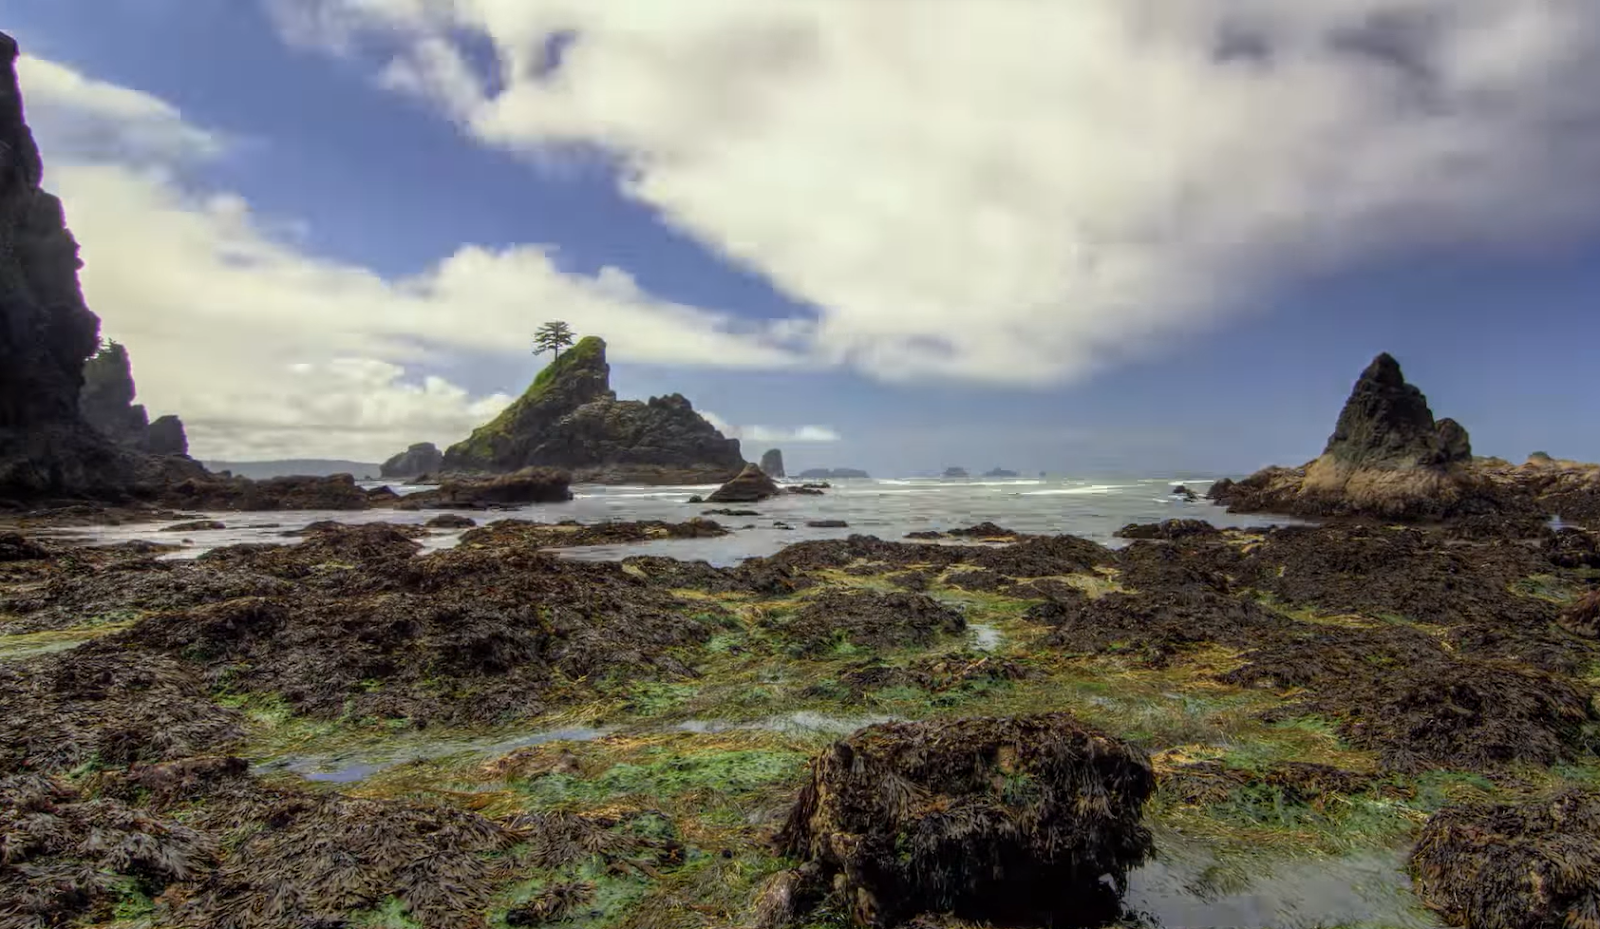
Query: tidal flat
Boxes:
[{"xmin": 1, "ymin": 516, "xmax": 1597, "ymax": 929}]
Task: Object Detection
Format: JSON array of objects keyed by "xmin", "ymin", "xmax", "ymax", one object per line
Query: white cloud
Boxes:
[
  {"xmin": 17, "ymin": 55, "xmax": 224, "ymax": 164},
  {"xmin": 700, "ymin": 412, "xmax": 841, "ymax": 445},
  {"xmin": 21, "ymin": 56, "xmax": 809, "ymax": 461},
  {"xmin": 268, "ymin": 0, "xmax": 1600, "ymax": 384}
]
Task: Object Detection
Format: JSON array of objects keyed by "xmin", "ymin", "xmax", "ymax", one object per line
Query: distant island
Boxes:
[
  {"xmin": 983, "ymin": 468, "xmax": 1020, "ymax": 478},
  {"xmin": 796, "ymin": 467, "xmax": 870, "ymax": 480},
  {"xmin": 943, "ymin": 467, "xmax": 970, "ymax": 479},
  {"xmin": 202, "ymin": 460, "xmax": 385, "ymax": 481}
]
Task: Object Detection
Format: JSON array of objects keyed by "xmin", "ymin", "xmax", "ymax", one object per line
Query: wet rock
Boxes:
[
  {"xmin": 404, "ymin": 467, "xmax": 573, "ymax": 507},
  {"xmin": 708, "ymin": 463, "xmax": 781, "ymax": 503},
  {"xmin": 806, "ymin": 519, "xmax": 849, "ymax": 528},
  {"xmin": 766, "ymin": 590, "xmax": 966, "ymax": 657},
  {"xmin": 1411, "ymin": 790, "xmax": 1600, "ymax": 929},
  {"xmin": 425, "ymin": 512, "xmax": 476, "ymax": 529},
  {"xmin": 947, "ymin": 522, "xmax": 1019, "ymax": 539},
  {"xmin": 1169, "ymin": 484, "xmax": 1198, "ymax": 500},
  {"xmin": 1115, "ymin": 518, "xmax": 1220, "ymax": 541},
  {"xmin": 776, "ymin": 714, "xmax": 1154, "ymax": 927},
  {"xmin": 457, "ymin": 516, "xmax": 727, "ymax": 549},
  {"xmin": 160, "ymin": 519, "xmax": 225, "ymax": 532},
  {"xmin": 706, "ymin": 508, "xmax": 761, "ymax": 517},
  {"xmin": 761, "ymin": 447, "xmax": 786, "ymax": 479},
  {"xmin": 0, "ymin": 531, "xmax": 48, "ymax": 561},
  {"xmin": 786, "ymin": 485, "xmax": 825, "ymax": 496},
  {"xmin": 162, "ymin": 472, "xmax": 372, "ymax": 511},
  {"xmin": 904, "ymin": 530, "xmax": 944, "ymax": 540},
  {"xmin": 442, "ymin": 337, "xmax": 744, "ymax": 483},
  {"xmin": 380, "ymin": 441, "xmax": 443, "ymax": 479}
]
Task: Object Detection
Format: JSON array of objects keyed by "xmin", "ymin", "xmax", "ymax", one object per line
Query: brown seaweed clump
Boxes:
[
  {"xmin": 0, "ymin": 649, "xmax": 243, "ymax": 775},
  {"xmin": 765, "ymin": 591, "xmax": 966, "ymax": 658},
  {"xmin": 1559, "ymin": 590, "xmax": 1600, "ymax": 638},
  {"xmin": 1410, "ymin": 790, "xmax": 1600, "ymax": 929},
  {"xmin": 771, "ymin": 714, "xmax": 1154, "ymax": 928},
  {"xmin": 0, "ymin": 774, "xmax": 216, "ymax": 929}
]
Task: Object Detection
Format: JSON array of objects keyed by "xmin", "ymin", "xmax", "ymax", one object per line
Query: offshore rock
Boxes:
[
  {"xmin": 1211, "ymin": 354, "xmax": 1506, "ymax": 520},
  {"xmin": 442, "ymin": 337, "xmax": 743, "ymax": 484},
  {"xmin": 380, "ymin": 441, "xmax": 443, "ymax": 479},
  {"xmin": 761, "ymin": 447, "xmax": 786, "ymax": 479},
  {"xmin": 707, "ymin": 463, "xmax": 780, "ymax": 503},
  {"xmin": 403, "ymin": 467, "xmax": 573, "ymax": 508}
]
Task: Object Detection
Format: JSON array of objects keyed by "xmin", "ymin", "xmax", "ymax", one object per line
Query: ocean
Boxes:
[{"xmin": 46, "ymin": 476, "xmax": 1302, "ymax": 562}]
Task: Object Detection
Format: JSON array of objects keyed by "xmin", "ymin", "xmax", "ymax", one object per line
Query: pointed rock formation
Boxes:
[
  {"xmin": 380, "ymin": 442, "xmax": 443, "ymax": 479},
  {"xmin": 443, "ymin": 337, "xmax": 744, "ymax": 484},
  {"xmin": 1212, "ymin": 353, "xmax": 1504, "ymax": 520},
  {"xmin": 707, "ymin": 463, "xmax": 780, "ymax": 503},
  {"xmin": 145, "ymin": 415, "xmax": 188, "ymax": 457},
  {"xmin": 760, "ymin": 448, "xmax": 785, "ymax": 479}
]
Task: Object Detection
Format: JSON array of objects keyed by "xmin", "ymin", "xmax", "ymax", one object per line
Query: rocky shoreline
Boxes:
[{"xmin": 2, "ymin": 510, "xmax": 1596, "ymax": 928}]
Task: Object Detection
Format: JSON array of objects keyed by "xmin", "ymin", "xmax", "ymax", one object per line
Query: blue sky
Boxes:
[{"xmin": 9, "ymin": 0, "xmax": 1600, "ymax": 475}]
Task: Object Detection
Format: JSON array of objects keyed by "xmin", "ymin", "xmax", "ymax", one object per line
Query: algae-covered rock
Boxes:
[
  {"xmin": 1411, "ymin": 790, "xmax": 1600, "ymax": 929},
  {"xmin": 773, "ymin": 713, "xmax": 1154, "ymax": 927}
]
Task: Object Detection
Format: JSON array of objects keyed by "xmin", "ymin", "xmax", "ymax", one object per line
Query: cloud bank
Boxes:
[
  {"xmin": 19, "ymin": 54, "xmax": 810, "ymax": 460},
  {"xmin": 269, "ymin": 0, "xmax": 1600, "ymax": 383}
]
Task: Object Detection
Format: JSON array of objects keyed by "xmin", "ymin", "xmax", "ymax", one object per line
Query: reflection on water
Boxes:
[
  {"xmin": 1123, "ymin": 842, "xmax": 1439, "ymax": 929},
  {"xmin": 32, "ymin": 477, "xmax": 1302, "ymax": 566},
  {"xmin": 969, "ymin": 622, "xmax": 1004, "ymax": 651}
]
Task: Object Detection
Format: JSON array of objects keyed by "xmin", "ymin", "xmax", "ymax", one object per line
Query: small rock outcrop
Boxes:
[
  {"xmin": 760, "ymin": 448, "xmax": 785, "ymax": 479},
  {"xmin": 768, "ymin": 714, "xmax": 1154, "ymax": 927},
  {"xmin": 442, "ymin": 337, "xmax": 744, "ymax": 484},
  {"xmin": 78, "ymin": 341, "xmax": 189, "ymax": 456},
  {"xmin": 380, "ymin": 442, "xmax": 442, "ymax": 479},
  {"xmin": 943, "ymin": 467, "xmax": 970, "ymax": 479},
  {"xmin": 404, "ymin": 467, "xmax": 573, "ymax": 508},
  {"xmin": 1211, "ymin": 354, "xmax": 1503, "ymax": 520},
  {"xmin": 707, "ymin": 463, "xmax": 779, "ymax": 503}
]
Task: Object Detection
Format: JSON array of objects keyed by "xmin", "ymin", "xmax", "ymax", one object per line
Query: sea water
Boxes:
[{"xmin": 38, "ymin": 476, "xmax": 1302, "ymax": 565}]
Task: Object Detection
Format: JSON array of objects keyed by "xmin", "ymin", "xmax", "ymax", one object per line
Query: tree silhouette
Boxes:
[{"xmin": 533, "ymin": 321, "xmax": 575, "ymax": 360}]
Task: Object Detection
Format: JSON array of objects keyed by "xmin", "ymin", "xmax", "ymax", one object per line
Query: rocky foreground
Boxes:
[{"xmin": 2, "ymin": 513, "xmax": 1597, "ymax": 929}]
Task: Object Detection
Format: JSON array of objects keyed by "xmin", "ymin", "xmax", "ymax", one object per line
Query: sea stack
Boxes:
[
  {"xmin": 760, "ymin": 448, "xmax": 786, "ymax": 479},
  {"xmin": 380, "ymin": 442, "xmax": 443, "ymax": 479},
  {"xmin": 442, "ymin": 336, "xmax": 745, "ymax": 484},
  {"xmin": 1211, "ymin": 353, "xmax": 1496, "ymax": 519},
  {"xmin": 707, "ymin": 463, "xmax": 781, "ymax": 503}
]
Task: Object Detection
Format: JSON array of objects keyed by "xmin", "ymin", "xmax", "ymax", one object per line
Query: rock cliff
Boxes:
[
  {"xmin": 1211, "ymin": 353, "xmax": 1501, "ymax": 519},
  {"xmin": 0, "ymin": 33, "xmax": 165, "ymax": 500},
  {"xmin": 79, "ymin": 341, "xmax": 189, "ymax": 457},
  {"xmin": 760, "ymin": 448, "xmax": 785, "ymax": 479},
  {"xmin": 442, "ymin": 337, "xmax": 745, "ymax": 484},
  {"xmin": 380, "ymin": 442, "xmax": 442, "ymax": 479}
]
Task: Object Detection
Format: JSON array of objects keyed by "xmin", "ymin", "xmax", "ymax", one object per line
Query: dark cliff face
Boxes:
[
  {"xmin": 443, "ymin": 336, "xmax": 744, "ymax": 482},
  {"xmin": 78, "ymin": 341, "xmax": 190, "ymax": 457},
  {"xmin": 1322, "ymin": 353, "xmax": 1471, "ymax": 469},
  {"xmin": 0, "ymin": 32, "xmax": 147, "ymax": 499},
  {"xmin": 380, "ymin": 442, "xmax": 443, "ymax": 479}
]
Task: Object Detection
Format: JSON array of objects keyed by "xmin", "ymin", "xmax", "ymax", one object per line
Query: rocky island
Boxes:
[
  {"xmin": 379, "ymin": 441, "xmax": 443, "ymax": 480},
  {"xmin": 442, "ymin": 336, "xmax": 746, "ymax": 485}
]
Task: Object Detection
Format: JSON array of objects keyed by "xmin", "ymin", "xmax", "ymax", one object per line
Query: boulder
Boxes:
[
  {"xmin": 771, "ymin": 714, "xmax": 1154, "ymax": 927},
  {"xmin": 380, "ymin": 442, "xmax": 443, "ymax": 479},
  {"xmin": 405, "ymin": 467, "xmax": 573, "ymax": 508},
  {"xmin": 424, "ymin": 513, "xmax": 477, "ymax": 529},
  {"xmin": 760, "ymin": 448, "xmax": 786, "ymax": 479},
  {"xmin": 707, "ymin": 464, "xmax": 780, "ymax": 503},
  {"xmin": 442, "ymin": 337, "xmax": 743, "ymax": 484}
]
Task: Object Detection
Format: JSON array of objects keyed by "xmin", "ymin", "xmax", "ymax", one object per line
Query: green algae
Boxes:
[{"xmin": 0, "ymin": 620, "xmax": 136, "ymax": 661}]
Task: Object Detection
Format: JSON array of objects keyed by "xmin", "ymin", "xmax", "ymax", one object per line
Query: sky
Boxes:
[{"xmin": 8, "ymin": 0, "xmax": 1600, "ymax": 476}]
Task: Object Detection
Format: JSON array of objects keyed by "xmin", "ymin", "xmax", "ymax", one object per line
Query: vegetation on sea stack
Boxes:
[{"xmin": 533, "ymin": 320, "xmax": 576, "ymax": 360}]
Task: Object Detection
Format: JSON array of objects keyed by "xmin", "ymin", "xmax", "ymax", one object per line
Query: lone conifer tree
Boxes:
[{"xmin": 533, "ymin": 321, "xmax": 575, "ymax": 360}]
